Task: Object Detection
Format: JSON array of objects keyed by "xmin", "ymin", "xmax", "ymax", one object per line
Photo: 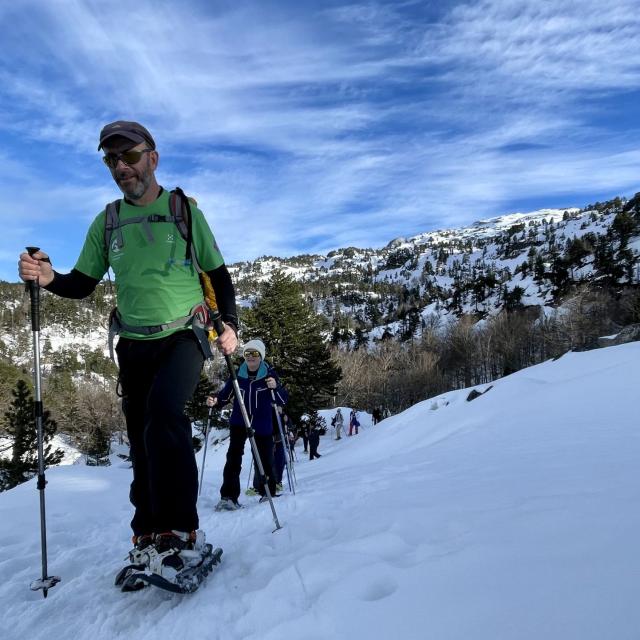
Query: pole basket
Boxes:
[{"xmin": 30, "ymin": 575, "xmax": 61, "ymax": 598}]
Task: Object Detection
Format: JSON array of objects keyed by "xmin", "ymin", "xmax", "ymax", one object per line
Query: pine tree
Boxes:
[
  {"xmin": 0, "ymin": 360, "xmax": 24, "ymax": 419},
  {"xmin": 0, "ymin": 379, "xmax": 63, "ymax": 491},
  {"xmin": 353, "ymin": 327, "xmax": 368, "ymax": 350},
  {"xmin": 305, "ymin": 410, "xmax": 327, "ymax": 434},
  {"xmin": 186, "ymin": 373, "xmax": 213, "ymax": 428},
  {"xmin": 84, "ymin": 423, "xmax": 111, "ymax": 466},
  {"xmin": 186, "ymin": 373, "xmax": 216, "ymax": 451},
  {"xmin": 242, "ymin": 272, "xmax": 342, "ymax": 422}
]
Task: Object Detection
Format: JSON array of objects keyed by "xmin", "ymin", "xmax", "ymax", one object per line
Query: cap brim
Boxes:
[{"xmin": 97, "ymin": 131, "xmax": 146, "ymax": 151}]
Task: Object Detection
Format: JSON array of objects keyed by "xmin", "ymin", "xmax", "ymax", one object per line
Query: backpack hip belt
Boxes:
[{"xmin": 108, "ymin": 302, "xmax": 214, "ymax": 362}]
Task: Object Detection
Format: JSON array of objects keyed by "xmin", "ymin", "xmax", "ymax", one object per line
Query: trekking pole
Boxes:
[
  {"xmin": 25, "ymin": 247, "xmax": 61, "ymax": 598},
  {"xmin": 209, "ymin": 311, "xmax": 282, "ymax": 532},
  {"xmin": 271, "ymin": 395, "xmax": 295, "ymax": 494},
  {"xmin": 276, "ymin": 427, "xmax": 293, "ymax": 494},
  {"xmin": 246, "ymin": 457, "xmax": 254, "ymax": 491},
  {"xmin": 289, "ymin": 438, "xmax": 298, "ymax": 462},
  {"xmin": 287, "ymin": 424, "xmax": 297, "ymax": 481},
  {"xmin": 287, "ymin": 440, "xmax": 297, "ymax": 485},
  {"xmin": 198, "ymin": 407, "xmax": 213, "ymax": 496},
  {"xmin": 274, "ymin": 414, "xmax": 293, "ymax": 494}
]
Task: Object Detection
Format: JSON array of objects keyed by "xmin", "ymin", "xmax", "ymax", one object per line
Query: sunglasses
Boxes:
[
  {"xmin": 102, "ymin": 148, "xmax": 153, "ymax": 169},
  {"xmin": 243, "ymin": 349, "xmax": 261, "ymax": 358}
]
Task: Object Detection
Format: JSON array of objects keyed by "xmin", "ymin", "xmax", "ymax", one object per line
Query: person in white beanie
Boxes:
[{"xmin": 207, "ymin": 339, "xmax": 288, "ymax": 510}]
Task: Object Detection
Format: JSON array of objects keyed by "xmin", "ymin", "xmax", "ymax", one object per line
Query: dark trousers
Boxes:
[
  {"xmin": 116, "ymin": 331, "xmax": 203, "ymax": 536},
  {"xmin": 221, "ymin": 427, "xmax": 276, "ymax": 501},
  {"xmin": 274, "ymin": 440, "xmax": 285, "ymax": 483},
  {"xmin": 309, "ymin": 435, "xmax": 321, "ymax": 459}
]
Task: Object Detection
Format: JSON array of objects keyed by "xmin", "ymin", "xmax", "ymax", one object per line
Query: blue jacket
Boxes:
[{"xmin": 216, "ymin": 361, "xmax": 288, "ymax": 436}]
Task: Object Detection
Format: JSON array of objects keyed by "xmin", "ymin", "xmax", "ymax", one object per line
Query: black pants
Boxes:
[
  {"xmin": 274, "ymin": 440, "xmax": 286, "ymax": 483},
  {"xmin": 116, "ymin": 331, "xmax": 203, "ymax": 535},
  {"xmin": 221, "ymin": 426, "xmax": 276, "ymax": 501},
  {"xmin": 309, "ymin": 434, "xmax": 321, "ymax": 459}
]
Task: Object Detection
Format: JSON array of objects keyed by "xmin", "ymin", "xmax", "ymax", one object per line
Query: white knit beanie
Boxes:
[{"xmin": 243, "ymin": 339, "xmax": 266, "ymax": 360}]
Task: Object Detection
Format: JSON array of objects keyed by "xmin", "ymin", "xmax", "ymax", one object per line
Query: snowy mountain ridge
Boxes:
[
  {"xmin": 230, "ymin": 206, "xmax": 581, "ymax": 280},
  {"xmin": 0, "ymin": 196, "xmax": 638, "ymax": 369},
  {"xmin": 226, "ymin": 196, "xmax": 639, "ymax": 356}
]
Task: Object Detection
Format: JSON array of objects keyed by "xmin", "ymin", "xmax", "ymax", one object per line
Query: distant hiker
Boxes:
[
  {"xmin": 287, "ymin": 419, "xmax": 297, "ymax": 454},
  {"xmin": 348, "ymin": 409, "xmax": 360, "ymax": 436},
  {"xmin": 208, "ymin": 339, "xmax": 288, "ymax": 510},
  {"xmin": 308, "ymin": 423, "xmax": 322, "ymax": 460},
  {"xmin": 332, "ymin": 408, "xmax": 344, "ymax": 440},
  {"xmin": 19, "ymin": 120, "xmax": 239, "ymax": 582},
  {"xmin": 371, "ymin": 406, "xmax": 381, "ymax": 425},
  {"xmin": 299, "ymin": 422, "xmax": 309, "ymax": 452}
]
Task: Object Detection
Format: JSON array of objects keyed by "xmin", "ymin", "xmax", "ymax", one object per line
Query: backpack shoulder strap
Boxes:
[
  {"xmin": 171, "ymin": 191, "xmax": 220, "ymax": 317},
  {"xmin": 170, "ymin": 187, "xmax": 203, "ymax": 273},
  {"xmin": 169, "ymin": 188, "xmax": 190, "ymax": 243},
  {"xmin": 104, "ymin": 199, "xmax": 123, "ymax": 254},
  {"xmin": 104, "ymin": 198, "xmax": 158, "ymax": 252}
]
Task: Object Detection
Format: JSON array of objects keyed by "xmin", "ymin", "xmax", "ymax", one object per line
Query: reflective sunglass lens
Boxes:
[{"xmin": 102, "ymin": 149, "xmax": 150, "ymax": 169}]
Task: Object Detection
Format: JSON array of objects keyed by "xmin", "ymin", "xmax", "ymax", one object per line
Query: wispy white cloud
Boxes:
[
  {"xmin": 0, "ymin": 0, "xmax": 638, "ymax": 281},
  {"xmin": 423, "ymin": 0, "xmax": 640, "ymax": 94}
]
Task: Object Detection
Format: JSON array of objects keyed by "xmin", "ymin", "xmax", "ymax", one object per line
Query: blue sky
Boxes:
[{"xmin": 1, "ymin": 0, "xmax": 639, "ymax": 282}]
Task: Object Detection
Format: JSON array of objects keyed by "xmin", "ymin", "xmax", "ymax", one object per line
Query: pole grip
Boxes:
[
  {"xmin": 26, "ymin": 246, "xmax": 41, "ymax": 331},
  {"xmin": 209, "ymin": 309, "xmax": 239, "ymax": 382}
]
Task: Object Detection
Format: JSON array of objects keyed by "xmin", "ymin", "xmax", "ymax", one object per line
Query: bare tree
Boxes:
[{"xmin": 68, "ymin": 380, "xmax": 123, "ymax": 462}]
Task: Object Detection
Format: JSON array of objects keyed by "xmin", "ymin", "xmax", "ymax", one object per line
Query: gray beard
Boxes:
[{"xmin": 121, "ymin": 172, "xmax": 152, "ymax": 200}]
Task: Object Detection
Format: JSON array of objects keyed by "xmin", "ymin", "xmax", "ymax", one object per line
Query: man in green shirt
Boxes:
[{"xmin": 19, "ymin": 121, "xmax": 238, "ymax": 582}]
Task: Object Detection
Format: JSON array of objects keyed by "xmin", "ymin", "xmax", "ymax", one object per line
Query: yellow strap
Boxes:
[{"xmin": 199, "ymin": 272, "xmax": 220, "ymax": 340}]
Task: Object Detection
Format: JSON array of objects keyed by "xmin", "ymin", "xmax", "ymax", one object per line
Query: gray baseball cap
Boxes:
[{"xmin": 98, "ymin": 120, "xmax": 156, "ymax": 151}]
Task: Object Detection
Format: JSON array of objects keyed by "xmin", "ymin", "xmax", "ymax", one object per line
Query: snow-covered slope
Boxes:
[{"xmin": 1, "ymin": 342, "xmax": 639, "ymax": 640}]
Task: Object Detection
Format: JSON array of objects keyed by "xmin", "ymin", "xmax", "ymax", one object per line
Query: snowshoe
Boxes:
[
  {"xmin": 118, "ymin": 530, "xmax": 205, "ymax": 592},
  {"xmin": 128, "ymin": 533, "xmax": 155, "ymax": 565},
  {"xmin": 121, "ymin": 544, "xmax": 223, "ymax": 594},
  {"xmin": 215, "ymin": 498, "xmax": 242, "ymax": 511},
  {"xmin": 115, "ymin": 563, "xmax": 147, "ymax": 591},
  {"xmin": 114, "ymin": 534, "xmax": 155, "ymax": 591}
]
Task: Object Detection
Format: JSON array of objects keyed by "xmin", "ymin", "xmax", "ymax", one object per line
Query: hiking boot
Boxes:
[
  {"xmin": 148, "ymin": 530, "xmax": 206, "ymax": 580},
  {"xmin": 154, "ymin": 530, "xmax": 197, "ymax": 554},
  {"xmin": 215, "ymin": 497, "xmax": 242, "ymax": 512},
  {"xmin": 259, "ymin": 493, "xmax": 281, "ymax": 503},
  {"xmin": 245, "ymin": 487, "xmax": 258, "ymax": 496},
  {"xmin": 276, "ymin": 482, "xmax": 283, "ymax": 492},
  {"xmin": 128, "ymin": 533, "xmax": 154, "ymax": 565}
]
